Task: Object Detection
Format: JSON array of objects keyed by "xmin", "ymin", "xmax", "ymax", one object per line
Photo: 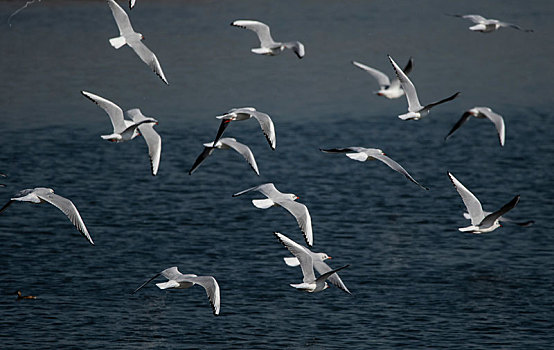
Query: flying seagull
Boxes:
[
  {"xmin": 275, "ymin": 232, "xmax": 351, "ymax": 294},
  {"xmin": 320, "ymin": 147, "xmax": 428, "ymax": 190},
  {"xmin": 388, "ymin": 55, "xmax": 459, "ymax": 120},
  {"xmin": 445, "ymin": 107, "xmax": 505, "ymax": 147},
  {"xmin": 133, "ymin": 266, "xmax": 220, "ymax": 316},
  {"xmin": 352, "ymin": 57, "xmax": 414, "ymax": 99},
  {"xmin": 107, "ymin": 0, "xmax": 168, "ymax": 84},
  {"xmin": 275, "ymin": 232, "xmax": 349, "ymax": 293},
  {"xmin": 231, "ymin": 20, "xmax": 305, "ymax": 58},
  {"xmin": 448, "ymin": 14, "xmax": 533, "ymax": 33},
  {"xmin": 189, "ymin": 137, "xmax": 260, "ymax": 175},
  {"xmin": 126, "ymin": 109, "xmax": 162, "ymax": 176},
  {"xmin": 233, "ymin": 183, "xmax": 313, "ymax": 246},
  {"xmin": 81, "ymin": 91, "xmax": 157, "ymax": 143},
  {"xmin": 448, "ymin": 172, "xmax": 520, "ymax": 234},
  {"xmin": 213, "ymin": 107, "xmax": 276, "ymax": 150},
  {"xmin": 0, "ymin": 187, "xmax": 94, "ymax": 245}
]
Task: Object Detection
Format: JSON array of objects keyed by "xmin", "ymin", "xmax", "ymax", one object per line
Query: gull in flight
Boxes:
[
  {"xmin": 81, "ymin": 91, "xmax": 158, "ymax": 143},
  {"xmin": 274, "ymin": 233, "xmax": 349, "ymax": 293},
  {"xmin": 107, "ymin": 0, "xmax": 168, "ymax": 84},
  {"xmin": 320, "ymin": 147, "xmax": 428, "ymax": 190},
  {"xmin": 449, "ymin": 14, "xmax": 533, "ymax": 33},
  {"xmin": 275, "ymin": 232, "xmax": 351, "ymax": 294},
  {"xmin": 233, "ymin": 183, "xmax": 313, "ymax": 246},
  {"xmin": 189, "ymin": 137, "xmax": 260, "ymax": 176},
  {"xmin": 213, "ymin": 107, "xmax": 276, "ymax": 150},
  {"xmin": 231, "ymin": 20, "xmax": 305, "ymax": 59},
  {"xmin": 0, "ymin": 187, "xmax": 94, "ymax": 245},
  {"xmin": 352, "ymin": 57, "xmax": 413, "ymax": 99},
  {"xmin": 126, "ymin": 109, "xmax": 162, "ymax": 176},
  {"xmin": 448, "ymin": 172, "xmax": 520, "ymax": 234},
  {"xmin": 445, "ymin": 107, "xmax": 505, "ymax": 147},
  {"xmin": 133, "ymin": 266, "xmax": 220, "ymax": 316},
  {"xmin": 388, "ymin": 55, "xmax": 459, "ymax": 120}
]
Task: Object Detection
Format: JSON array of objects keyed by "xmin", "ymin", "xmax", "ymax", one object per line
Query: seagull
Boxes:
[
  {"xmin": 388, "ymin": 55, "xmax": 460, "ymax": 120},
  {"xmin": 445, "ymin": 107, "xmax": 505, "ymax": 147},
  {"xmin": 449, "ymin": 14, "xmax": 533, "ymax": 33},
  {"xmin": 233, "ymin": 183, "xmax": 313, "ymax": 246},
  {"xmin": 189, "ymin": 137, "xmax": 260, "ymax": 176},
  {"xmin": 107, "ymin": 0, "xmax": 168, "ymax": 84},
  {"xmin": 320, "ymin": 147, "xmax": 428, "ymax": 190},
  {"xmin": 0, "ymin": 187, "xmax": 94, "ymax": 245},
  {"xmin": 352, "ymin": 57, "xmax": 413, "ymax": 99},
  {"xmin": 448, "ymin": 172, "xmax": 520, "ymax": 234},
  {"xmin": 213, "ymin": 107, "xmax": 276, "ymax": 150},
  {"xmin": 81, "ymin": 91, "xmax": 158, "ymax": 143},
  {"xmin": 275, "ymin": 232, "xmax": 351, "ymax": 294},
  {"xmin": 126, "ymin": 109, "xmax": 162, "ymax": 176},
  {"xmin": 231, "ymin": 20, "xmax": 305, "ymax": 58},
  {"xmin": 275, "ymin": 232, "xmax": 349, "ymax": 293},
  {"xmin": 129, "ymin": 0, "xmax": 136, "ymax": 9},
  {"xmin": 133, "ymin": 266, "xmax": 220, "ymax": 316}
]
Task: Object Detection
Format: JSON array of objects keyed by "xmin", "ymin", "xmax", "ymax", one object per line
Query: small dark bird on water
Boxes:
[{"xmin": 15, "ymin": 290, "xmax": 37, "ymax": 300}]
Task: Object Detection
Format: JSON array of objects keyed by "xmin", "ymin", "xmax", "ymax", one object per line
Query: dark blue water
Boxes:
[{"xmin": 1, "ymin": 0, "xmax": 553, "ymax": 348}]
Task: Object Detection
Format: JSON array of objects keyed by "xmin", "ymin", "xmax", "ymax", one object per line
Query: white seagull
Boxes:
[
  {"xmin": 449, "ymin": 14, "xmax": 533, "ymax": 33},
  {"xmin": 133, "ymin": 266, "xmax": 220, "ymax": 316},
  {"xmin": 445, "ymin": 107, "xmax": 505, "ymax": 147},
  {"xmin": 231, "ymin": 20, "xmax": 305, "ymax": 59},
  {"xmin": 233, "ymin": 183, "xmax": 313, "ymax": 246},
  {"xmin": 126, "ymin": 109, "xmax": 162, "ymax": 176},
  {"xmin": 320, "ymin": 147, "xmax": 428, "ymax": 190},
  {"xmin": 213, "ymin": 107, "xmax": 276, "ymax": 150},
  {"xmin": 274, "ymin": 233, "xmax": 349, "ymax": 293},
  {"xmin": 129, "ymin": 0, "xmax": 136, "ymax": 9},
  {"xmin": 81, "ymin": 91, "xmax": 158, "ymax": 143},
  {"xmin": 448, "ymin": 172, "xmax": 520, "ymax": 234},
  {"xmin": 0, "ymin": 187, "xmax": 94, "ymax": 245},
  {"xmin": 352, "ymin": 57, "xmax": 413, "ymax": 99},
  {"xmin": 388, "ymin": 55, "xmax": 460, "ymax": 120},
  {"xmin": 189, "ymin": 137, "xmax": 260, "ymax": 176},
  {"xmin": 107, "ymin": 0, "xmax": 168, "ymax": 84},
  {"xmin": 275, "ymin": 232, "xmax": 351, "ymax": 294}
]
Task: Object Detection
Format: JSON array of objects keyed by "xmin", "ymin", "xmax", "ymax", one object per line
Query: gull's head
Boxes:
[
  {"xmin": 140, "ymin": 33, "xmax": 145, "ymax": 40},
  {"xmin": 318, "ymin": 253, "xmax": 332, "ymax": 261},
  {"xmin": 289, "ymin": 194, "xmax": 299, "ymax": 201},
  {"xmin": 323, "ymin": 282, "xmax": 330, "ymax": 290}
]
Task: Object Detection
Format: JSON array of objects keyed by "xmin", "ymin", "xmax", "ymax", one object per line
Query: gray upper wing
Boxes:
[
  {"xmin": 220, "ymin": 138, "xmax": 260, "ymax": 175},
  {"xmin": 274, "ymin": 232, "xmax": 315, "ymax": 283},
  {"xmin": 313, "ymin": 260, "xmax": 351, "ymax": 294},
  {"xmin": 108, "ymin": 0, "xmax": 134, "ymax": 36},
  {"xmin": 368, "ymin": 151, "xmax": 428, "ymax": 190}
]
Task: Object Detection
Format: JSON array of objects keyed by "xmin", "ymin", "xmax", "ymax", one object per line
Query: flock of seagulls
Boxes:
[{"xmin": 3, "ymin": 1, "xmax": 535, "ymax": 315}]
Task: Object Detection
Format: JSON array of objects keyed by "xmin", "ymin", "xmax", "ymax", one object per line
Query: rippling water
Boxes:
[{"xmin": 1, "ymin": 0, "xmax": 553, "ymax": 348}]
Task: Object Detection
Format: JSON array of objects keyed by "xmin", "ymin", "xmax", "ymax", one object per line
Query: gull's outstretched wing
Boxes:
[
  {"xmin": 189, "ymin": 147, "xmax": 215, "ymax": 175},
  {"xmin": 448, "ymin": 172, "xmax": 485, "ymax": 225},
  {"xmin": 475, "ymin": 107, "xmax": 505, "ymax": 146},
  {"xmin": 283, "ymin": 41, "xmax": 305, "ymax": 59},
  {"xmin": 352, "ymin": 61, "xmax": 391, "ymax": 88},
  {"xmin": 36, "ymin": 192, "xmax": 94, "ymax": 245},
  {"xmin": 313, "ymin": 260, "xmax": 351, "ymax": 294},
  {"xmin": 127, "ymin": 109, "xmax": 162, "ymax": 175},
  {"xmin": 220, "ymin": 138, "xmax": 260, "ymax": 175},
  {"xmin": 81, "ymin": 91, "xmax": 126, "ymax": 133},
  {"xmin": 479, "ymin": 195, "xmax": 520, "ymax": 227},
  {"xmin": 108, "ymin": 0, "xmax": 134, "ymax": 36},
  {"xmin": 248, "ymin": 110, "xmax": 276, "ymax": 150},
  {"xmin": 276, "ymin": 199, "xmax": 313, "ymax": 247},
  {"xmin": 367, "ymin": 150, "xmax": 428, "ymax": 190},
  {"xmin": 274, "ymin": 232, "xmax": 315, "ymax": 283},
  {"xmin": 179, "ymin": 275, "xmax": 221, "ymax": 316},
  {"xmin": 388, "ymin": 55, "xmax": 422, "ymax": 112},
  {"xmin": 445, "ymin": 111, "xmax": 472, "ymax": 141},
  {"xmin": 231, "ymin": 20, "xmax": 277, "ymax": 47},
  {"xmin": 128, "ymin": 41, "xmax": 169, "ymax": 85},
  {"xmin": 133, "ymin": 272, "xmax": 161, "ymax": 294}
]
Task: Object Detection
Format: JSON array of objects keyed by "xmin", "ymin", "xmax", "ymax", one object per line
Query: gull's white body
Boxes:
[
  {"xmin": 0, "ymin": 187, "xmax": 93, "ymax": 245},
  {"xmin": 231, "ymin": 20, "xmax": 305, "ymax": 59},
  {"xmin": 233, "ymin": 183, "xmax": 313, "ymax": 246},
  {"xmin": 81, "ymin": 91, "xmax": 157, "ymax": 143},
  {"xmin": 214, "ymin": 107, "xmax": 276, "ymax": 150},
  {"xmin": 320, "ymin": 147, "xmax": 428, "ymax": 190},
  {"xmin": 453, "ymin": 14, "xmax": 533, "ymax": 33},
  {"xmin": 388, "ymin": 55, "xmax": 459, "ymax": 120},
  {"xmin": 445, "ymin": 107, "xmax": 505, "ymax": 146},
  {"xmin": 126, "ymin": 109, "xmax": 162, "ymax": 175},
  {"xmin": 107, "ymin": 0, "xmax": 168, "ymax": 84},
  {"xmin": 133, "ymin": 266, "xmax": 220, "ymax": 316},
  {"xmin": 189, "ymin": 137, "xmax": 260, "ymax": 175},
  {"xmin": 352, "ymin": 57, "xmax": 413, "ymax": 99},
  {"xmin": 448, "ymin": 172, "xmax": 520, "ymax": 234},
  {"xmin": 274, "ymin": 232, "xmax": 349, "ymax": 293}
]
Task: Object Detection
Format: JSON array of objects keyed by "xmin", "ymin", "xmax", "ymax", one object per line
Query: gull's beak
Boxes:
[{"xmin": 328, "ymin": 256, "xmax": 332, "ymax": 259}]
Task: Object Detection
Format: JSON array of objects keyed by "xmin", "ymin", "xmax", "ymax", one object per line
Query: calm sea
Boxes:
[{"xmin": 1, "ymin": 0, "xmax": 553, "ymax": 348}]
